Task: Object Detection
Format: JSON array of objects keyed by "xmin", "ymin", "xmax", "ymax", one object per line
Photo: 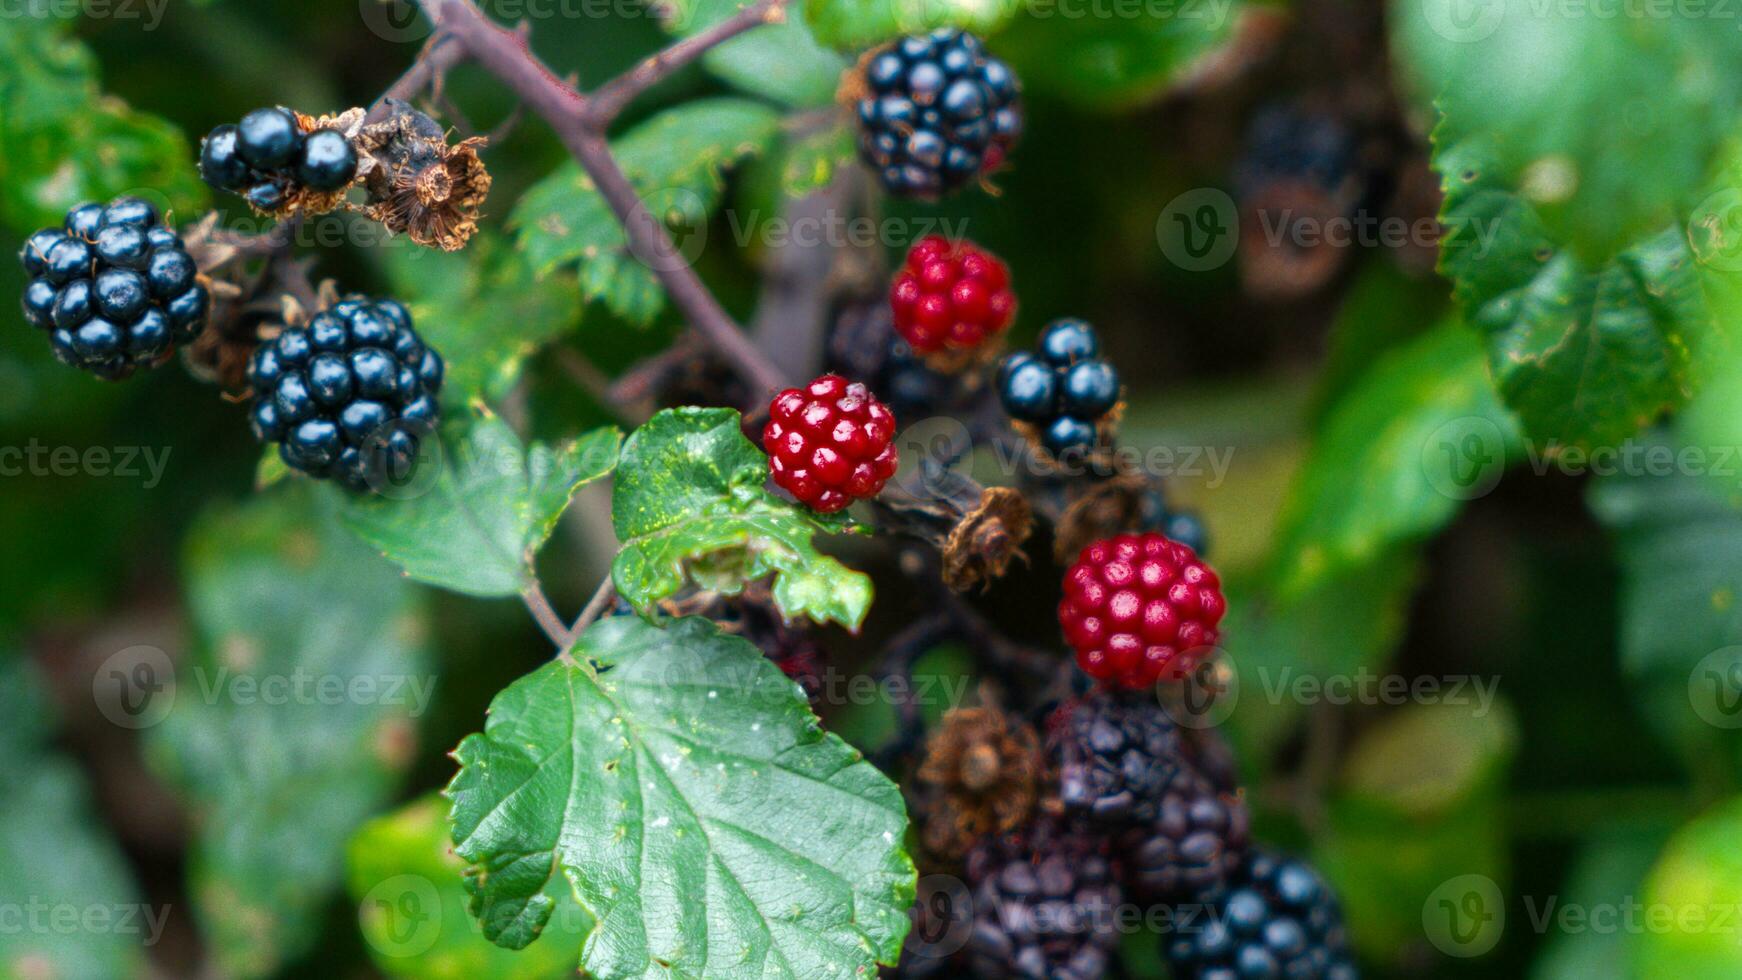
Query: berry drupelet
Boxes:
[
  {"xmin": 201, "ymin": 107, "xmax": 359, "ymax": 211},
  {"xmin": 997, "ymin": 318, "xmax": 1121, "ymax": 459},
  {"xmin": 18, "ymin": 197, "xmax": 208, "ymax": 379},
  {"xmin": 1059, "ymin": 532, "xmax": 1227, "ymax": 689},
  {"xmin": 1121, "ymin": 770, "xmax": 1250, "ymax": 903},
  {"xmin": 763, "ymin": 375, "xmax": 899, "ymax": 514},
  {"xmin": 1050, "ymin": 688, "xmax": 1185, "ymax": 826},
  {"xmin": 1164, "ymin": 848, "xmax": 1358, "ymax": 980},
  {"xmin": 855, "ymin": 28, "xmax": 1021, "ymax": 199},
  {"xmin": 890, "ymin": 236, "xmax": 1017, "ymax": 358},
  {"xmin": 247, "ymin": 296, "xmax": 444, "ymax": 490}
]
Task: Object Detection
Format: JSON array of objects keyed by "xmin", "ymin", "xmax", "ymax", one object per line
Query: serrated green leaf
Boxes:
[
  {"xmin": 344, "ymin": 411, "xmax": 620, "ymax": 598},
  {"xmin": 0, "ymin": 658, "xmax": 149, "ymax": 980},
  {"xmin": 0, "ymin": 12, "xmax": 206, "ymax": 234},
  {"xmin": 382, "ymin": 234, "xmax": 583, "ymax": 404},
  {"xmin": 347, "ymin": 795, "xmax": 589, "ymax": 980},
  {"xmin": 994, "ymin": 1, "xmax": 1239, "ymax": 110},
  {"xmin": 806, "ymin": 0, "xmax": 1018, "ymax": 48},
  {"xmin": 1406, "ymin": 16, "xmax": 1742, "ymax": 449},
  {"xmin": 1270, "ymin": 321, "xmax": 1522, "ymax": 599},
  {"xmin": 148, "ymin": 486, "xmax": 431, "ymax": 978},
  {"xmin": 447, "ymin": 615, "xmax": 915, "ymax": 978},
  {"xmin": 511, "ymin": 99, "xmax": 782, "ymax": 326},
  {"xmin": 663, "ymin": 0, "xmax": 847, "ymax": 108},
  {"xmin": 1636, "ymin": 797, "xmax": 1742, "ymax": 978},
  {"xmin": 610, "ymin": 407, "xmax": 872, "ymax": 630}
]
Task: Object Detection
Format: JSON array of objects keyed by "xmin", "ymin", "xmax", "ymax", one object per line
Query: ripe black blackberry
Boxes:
[
  {"xmin": 997, "ymin": 319, "xmax": 1121, "ymax": 460},
  {"xmin": 855, "ymin": 28, "xmax": 1021, "ymax": 199},
  {"xmin": 246, "ymin": 296, "xmax": 444, "ymax": 490},
  {"xmin": 201, "ymin": 107, "xmax": 359, "ymax": 213},
  {"xmin": 18, "ymin": 197, "xmax": 208, "ymax": 380},
  {"xmin": 1165, "ymin": 848, "xmax": 1358, "ymax": 980},
  {"xmin": 965, "ymin": 822, "xmax": 1120, "ymax": 980},
  {"xmin": 1121, "ymin": 770, "xmax": 1249, "ymax": 903},
  {"xmin": 1050, "ymin": 687, "xmax": 1185, "ymax": 826}
]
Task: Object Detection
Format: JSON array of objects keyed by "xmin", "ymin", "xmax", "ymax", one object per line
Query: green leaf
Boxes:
[
  {"xmin": 1406, "ymin": 16, "xmax": 1742, "ymax": 448},
  {"xmin": 446, "ymin": 615, "xmax": 916, "ymax": 978},
  {"xmin": 0, "ymin": 658, "xmax": 149, "ymax": 980},
  {"xmin": 511, "ymin": 98, "xmax": 782, "ymax": 326},
  {"xmin": 780, "ymin": 122, "xmax": 857, "ymax": 199},
  {"xmin": 1320, "ymin": 701, "xmax": 1517, "ymax": 962},
  {"xmin": 805, "ymin": 0, "xmax": 1018, "ymax": 48},
  {"xmin": 611, "ymin": 407, "xmax": 873, "ymax": 630},
  {"xmin": 1269, "ymin": 320, "xmax": 1522, "ymax": 599},
  {"xmin": 0, "ymin": 12, "xmax": 206, "ymax": 234},
  {"xmin": 344, "ymin": 411, "xmax": 620, "ymax": 598},
  {"xmin": 347, "ymin": 795, "xmax": 590, "ymax": 979},
  {"xmin": 148, "ymin": 486, "xmax": 432, "ymax": 978},
  {"xmin": 1636, "ymin": 796, "xmax": 1742, "ymax": 978},
  {"xmin": 663, "ymin": 0, "xmax": 848, "ymax": 108},
  {"xmin": 382, "ymin": 234, "xmax": 584, "ymax": 404},
  {"xmin": 1533, "ymin": 826, "xmax": 1674, "ymax": 980},
  {"xmin": 1588, "ymin": 433, "xmax": 1742, "ymax": 767},
  {"xmin": 994, "ymin": 1, "xmax": 1239, "ymax": 110}
]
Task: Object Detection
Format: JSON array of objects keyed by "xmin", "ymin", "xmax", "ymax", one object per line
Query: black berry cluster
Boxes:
[
  {"xmin": 1052, "ymin": 688, "xmax": 1185, "ymax": 825},
  {"xmin": 1121, "ymin": 770, "xmax": 1249, "ymax": 903},
  {"xmin": 247, "ymin": 297, "xmax": 444, "ymax": 490},
  {"xmin": 1165, "ymin": 848, "xmax": 1358, "ymax": 980},
  {"xmin": 200, "ymin": 107, "xmax": 359, "ymax": 212},
  {"xmin": 997, "ymin": 318, "xmax": 1121, "ymax": 458},
  {"xmin": 855, "ymin": 28, "xmax": 1021, "ymax": 199},
  {"xmin": 965, "ymin": 822, "xmax": 1121, "ymax": 980},
  {"xmin": 19, "ymin": 197, "xmax": 208, "ymax": 380}
]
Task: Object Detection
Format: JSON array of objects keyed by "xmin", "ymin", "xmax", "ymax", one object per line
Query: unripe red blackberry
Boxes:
[
  {"xmin": 1058, "ymin": 532, "xmax": 1227, "ymax": 689},
  {"xmin": 890, "ymin": 236, "xmax": 1016, "ymax": 357},
  {"xmin": 763, "ymin": 375, "xmax": 899, "ymax": 514}
]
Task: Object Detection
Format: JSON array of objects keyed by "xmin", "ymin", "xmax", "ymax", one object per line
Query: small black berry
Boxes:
[
  {"xmin": 146, "ymin": 248, "xmax": 196, "ymax": 299},
  {"xmin": 51, "ymin": 279, "xmax": 94, "ymax": 330},
  {"xmin": 295, "ymin": 129, "xmax": 359, "ymax": 191},
  {"xmin": 64, "ymin": 203, "xmax": 105, "ymax": 239},
  {"xmin": 93, "ymin": 268, "xmax": 149, "ymax": 323},
  {"xmin": 1060, "ymin": 360, "xmax": 1119, "ymax": 418},
  {"xmin": 20, "ymin": 229, "xmax": 63, "ymax": 276},
  {"xmin": 1038, "ymin": 318, "xmax": 1098, "ymax": 366},
  {"xmin": 95, "ymin": 224, "xmax": 151, "ymax": 270},
  {"xmin": 237, "ymin": 107, "xmax": 300, "ymax": 170},
  {"xmin": 22, "ymin": 279, "xmax": 57, "ymax": 329},
  {"xmin": 43, "ymin": 237, "xmax": 93, "ymax": 285},
  {"xmin": 200, "ymin": 123, "xmax": 250, "ymax": 190},
  {"xmin": 997, "ymin": 352, "xmax": 1057, "ymax": 422},
  {"xmin": 1042, "ymin": 415, "xmax": 1097, "ymax": 457},
  {"xmin": 102, "ymin": 197, "xmax": 157, "ymax": 229},
  {"xmin": 245, "ymin": 181, "xmax": 288, "ymax": 213}
]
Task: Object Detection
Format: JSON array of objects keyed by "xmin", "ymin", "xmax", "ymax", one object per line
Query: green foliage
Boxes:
[
  {"xmin": 446, "ymin": 615, "xmax": 915, "ymax": 979},
  {"xmin": 995, "ymin": 1, "xmax": 1239, "ymax": 109},
  {"xmin": 0, "ymin": 11, "xmax": 206, "ymax": 234},
  {"xmin": 805, "ymin": 0, "xmax": 1018, "ymax": 49},
  {"xmin": 1588, "ymin": 434, "xmax": 1742, "ymax": 768},
  {"xmin": 0, "ymin": 658, "xmax": 149, "ymax": 980},
  {"xmin": 347, "ymin": 795, "xmax": 589, "ymax": 979},
  {"xmin": 662, "ymin": 0, "xmax": 848, "ymax": 107},
  {"xmin": 149, "ymin": 486, "xmax": 432, "ymax": 978},
  {"xmin": 512, "ymin": 98, "xmax": 783, "ymax": 326},
  {"xmin": 611, "ymin": 407, "xmax": 873, "ymax": 630},
  {"xmin": 1636, "ymin": 797, "xmax": 1742, "ymax": 978},
  {"xmin": 344, "ymin": 411, "xmax": 620, "ymax": 598},
  {"xmin": 1532, "ymin": 827, "xmax": 1673, "ymax": 980},
  {"xmin": 381, "ymin": 235, "xmax": 584, "ymax": 405},
  {"xmin": 1318, "ymin": 701, "xmax": 1517, "ymax": 963}
]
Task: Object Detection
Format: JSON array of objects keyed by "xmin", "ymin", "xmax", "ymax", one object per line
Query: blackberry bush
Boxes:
[
  {"xmin": 855, "ymin": 28, "xmax": 1021, "ymax": 199},
  {"xmin": 18, "ymin": 197, "xmax": 208, "ymax": 379},
  {"xmin": 246, "ymin": 296, "xmax": 444, "ymax": 490}
]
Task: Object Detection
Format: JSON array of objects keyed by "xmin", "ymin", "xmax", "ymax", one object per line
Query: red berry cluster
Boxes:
[
  {"xmin": 890, "ymin": 236, "xmax": 1016, "ymax": 355},
  {"xmin": 764, "ymin": 374, "xmax": 899, "ymax": 514},
  {"xmin": 1059, "ymin": 532, "xmax": 1226, "ymax": 689}
]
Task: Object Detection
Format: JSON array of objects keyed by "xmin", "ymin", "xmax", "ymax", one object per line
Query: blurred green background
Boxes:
[{"xmin": 5, "ymin": 0, "xmax": 1742, "ymax": 978}]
